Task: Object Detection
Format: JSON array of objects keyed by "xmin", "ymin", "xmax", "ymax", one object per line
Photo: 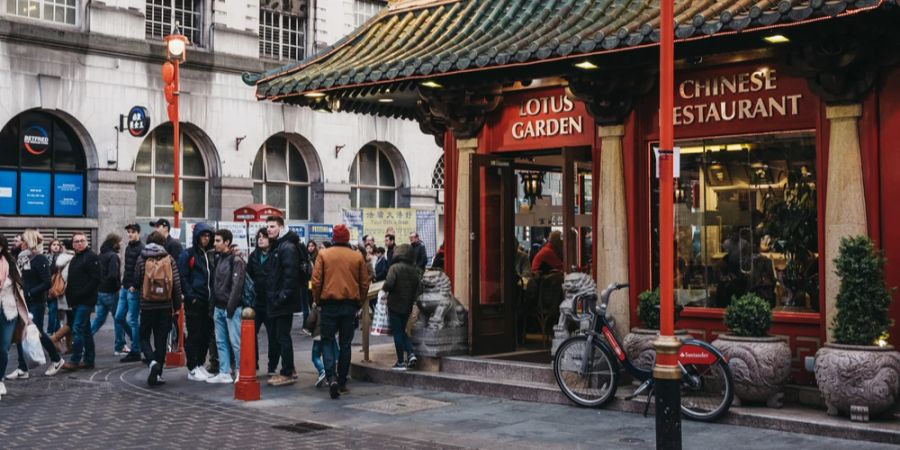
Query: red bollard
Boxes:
[
  {"xmin": 235, "ymin": 307, "xmax": 260, "ymax": 401},
  {"xmin": 165, "ymin": 304, "xmax": 186, "ymax": 367}
]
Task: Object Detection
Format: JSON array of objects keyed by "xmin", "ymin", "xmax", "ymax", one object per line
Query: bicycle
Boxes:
[{"xmin": 553, "ymin": 283, "xmax": 734, "ymax": 422}]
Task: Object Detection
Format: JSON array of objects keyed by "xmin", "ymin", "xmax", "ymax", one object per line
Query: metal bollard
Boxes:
[{"xmin": 234, "ymin": 307, "xmax": 260, "ymax": 401}]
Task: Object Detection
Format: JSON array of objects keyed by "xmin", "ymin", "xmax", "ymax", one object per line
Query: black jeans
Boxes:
[
  {"xmin": 321, "ymin": 302, "xmax": 359, "ymax": 386},
  {"xmin": 254, "ymin": 307, "xmax": 279, "ymax": 373},
  {"xmin": 271, "ymin": 314, "xmax": 294, "ymax": 377},
  {"xmin": 140, "ymin": 309, "xmax": 173, "ymax": 368},
  {"xmin": 185, "ymin": 314, "xmax": 212, "ymax": 371},
  {"xmin": 388, "ymin": 311, "xmax": 414, "ymax": 364}
]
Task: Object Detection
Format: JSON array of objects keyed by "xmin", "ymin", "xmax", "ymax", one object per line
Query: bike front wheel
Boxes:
[
  {"xmin": 680, "ymin": 357, "xmax": 734, "ymax": 421},
  {"xmin": 553, "ymin": 335, "xmax": 618, "ymax": 407}
]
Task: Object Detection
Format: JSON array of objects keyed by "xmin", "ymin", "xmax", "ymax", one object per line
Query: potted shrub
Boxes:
[
  {"xmin": 623, "ymin": 289, "xmax": 690, "ymax": 371},
  {"xmin": 815, "ymin": 236, "xmax": 900, "ymax": 418},
  {"xmin": 712, "ymin": 294, "xmax": 791, "ymax": 407}
]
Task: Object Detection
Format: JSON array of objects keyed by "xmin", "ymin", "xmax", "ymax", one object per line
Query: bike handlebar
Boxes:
[{"xmin": 598, "ymin": 282, "xmax": 629, "ymax": 310}]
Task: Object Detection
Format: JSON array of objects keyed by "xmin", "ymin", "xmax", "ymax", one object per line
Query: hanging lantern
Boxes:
[{"xmin": 520, "ymin": 171, "xmax": 545, "ymax": 206}]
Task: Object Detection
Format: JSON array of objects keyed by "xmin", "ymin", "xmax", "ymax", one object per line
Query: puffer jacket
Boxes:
[
  {"xmin": 122, "ymin": 239, "xmax": 145, "ymax": 289},
  {"xmin": 246, "ymin": 247, "xmax": 273, "ymax": 311},
  {"xmin": 266, "ymin": 230, "xmax": 303, "ymax": 318},
  {"xmin": 66, "ymin": 248, "xmax": 100, "ymax": 308},
  {"xmin": 98, "ymin": 241, "xmax": 121, "ymax": 293},
  {"xmin": 382, "ymin": 244, "xmax": 423, "ymax": 315},
  {"xmin": 210, "ymin": 251, "xmax": 246, "ymax": 318},
  {"xmin": 311, "ymin": 243, "xmax": 370, "ymax": 304},
  {"xmin": 177, "ymin": 222, "xmax": 214, "ymax": 317},
  {"xmin": 135, "ymin": 243, "xmax": 183, "ymax": 311}
]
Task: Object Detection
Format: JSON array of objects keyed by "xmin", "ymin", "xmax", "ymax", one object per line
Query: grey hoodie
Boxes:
[
  {"xmin": 135, "ymin": 243, "xmax": 184, "ymax": 311},
  {"xmin": 210, "ymin": 251, "xmax": 246, "ymax": 318}
]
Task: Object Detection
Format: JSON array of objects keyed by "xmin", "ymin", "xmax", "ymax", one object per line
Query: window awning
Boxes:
[{"xmin": 245, "ymin": 0, "xmax": 894, "ymax": 117}]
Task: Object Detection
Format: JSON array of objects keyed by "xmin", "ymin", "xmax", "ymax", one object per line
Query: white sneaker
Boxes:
[
  {"xmin": 233, "ymin": 371, "xmax": 240, "ymax": 384},
  {"xmin": 315, "ymin": 372, "xmax": 326, "ymax": 388},
  {"xmin": 5, "ymin": 369, "xmax": 29, "ymax": 380},
  {"xmin": 205, "ymin": 373, "xmax": 233, "ymax": 384},
  {"xmin": 195, "ymin": 366, "xmax": 213, "ymax": 379},
  {"xmin": 188, "ymin": 368, "xmax": 209, "ymax": 382},
  {"xmin": 45, "ymin": 359, "xmax": 65, "ymax": 376},
  {"xmin": 0, "ymin": 381, "xmax": 7, "ymax": 395},
  {"xmin": 114, "ymin": 346, "xmax": 131, "ymax": 356}
]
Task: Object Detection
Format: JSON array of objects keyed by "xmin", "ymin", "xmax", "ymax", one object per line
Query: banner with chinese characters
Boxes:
[{"xmin": 362, "ymin": 208, "xmax": 417, "ymax": 244}]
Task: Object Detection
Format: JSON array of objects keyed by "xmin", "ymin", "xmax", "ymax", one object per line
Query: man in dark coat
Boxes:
[
  {"xmin": 247, "ymin": 227, "xmax": 278, "ymax": 375},
  {"xmin": 90, "ymin": 234, "xmax": 123, "ymax": 354},
  {"xmin": 177, "ymin": 222, "xmax": 217, "ymax": 381},
  {"xmin": 381, "ymin": 244, "xmax": 423, "ymax": 370},
  {"xmin": 116, "ymin": 223, "xmax": 144, "ymax": 363},
  {"xmin": 408, "ymin": 232, "xmax": 428, "ymax": 271},
  {"xmin": 63, "ymin": 232, "xmax": 101, "ymax": 371},
  {"xmin": 150, "ymin": 218, "xmax": 184, "ymax": 260},
  {"xmin": 264, "ymin": 215, "xmax": 303, "ymax": 386}
]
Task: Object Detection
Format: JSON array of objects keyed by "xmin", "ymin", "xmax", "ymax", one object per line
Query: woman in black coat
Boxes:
[{"xmin": 247, "ymin": 228, "xmax": 278, "ymax": 375}]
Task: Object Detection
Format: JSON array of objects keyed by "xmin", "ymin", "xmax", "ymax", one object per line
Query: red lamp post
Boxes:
[
  {"xmin": 653, "ymin": 1, "xmax": 682, "ymax": 449},
  {"xmin": 162, "ymin": 31, "xmax": 188, "ymax": 368}
]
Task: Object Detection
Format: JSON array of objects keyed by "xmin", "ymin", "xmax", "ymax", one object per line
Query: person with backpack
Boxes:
[
  {"xmin": 177, "ymin": 222, "xmax": 217, "ymax": 381},
  {"xmin": 381, "ymin": 243, "xmax": 423, "ymax": 371},
  {"xmin": 264, "ymin": 215, "xmax": 303, "ymax": 387},
  {"xmin": 134, "ymin": 231, "xmax": 183, "ymax": 386},
  {"xmin": 116, "ymin": 224, "xmax": 144, "ymax": 363},
  {"xmin": 247, "ymin": 227, "xmax": 278, "ymax": 377},
  {"xmin": 311, "ymin": 224, "xmax": 370, "ymax": 399},
  {"xmin": 205, "ymin": 229, "xmax": 246, "ymax": 384},
  {"xmin": 6, "ymin": 229, "xmax": 64, "ymax": 380},
  {"xmin": 48, "ymin": 240, "xmax": 74, "ymax": 355},
  {"xmin": 62, "ymin": 232, "xmax": 101, "ymax": 371},
  {"xmin": 89, "ymin": 234, "xmax": 124, "ymax": 355}
]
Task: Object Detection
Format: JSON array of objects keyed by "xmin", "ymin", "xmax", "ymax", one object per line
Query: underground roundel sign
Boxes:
[
  {"xmin": 23, "ymin": 125, "xmax": 50, "ymax": 155},
  {"xmin": 127, "ymin": 106, "xmax": 150, "ymax": 137}
]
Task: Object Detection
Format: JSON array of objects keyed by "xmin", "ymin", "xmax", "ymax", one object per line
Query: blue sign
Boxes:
[
  {"xmin": 306, "ymin": 223, "xmax": 333, "ymax": 243},
  {"xmin": 19, "ymin": 171, "xmax": 51, "ymax": 215},
  {"xmin": 127, "ymin": 106, "xmax": 150, "ymax": 137},
  {"xmin": 287, "ymin": 224, "xmax": 307, "ymax": 240},
  {"xmin": 54, "ymin": 173, "xmax": 84, "ymax": 216},
  {"xmin": 0, "ymin": 170, "xmax": 16, "ymax": 215}
]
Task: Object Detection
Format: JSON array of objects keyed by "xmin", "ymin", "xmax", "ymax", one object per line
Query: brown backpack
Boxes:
[
  {"xmin": 142, "ymin": 256, "xmax": 173, "ymax": 302},
  {"xmin": 48, "ymin": 272, "xmax": 66, "ymax": 298}
]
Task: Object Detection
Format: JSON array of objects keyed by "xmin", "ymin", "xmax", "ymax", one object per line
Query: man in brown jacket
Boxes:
[{"xmin": 311, "ymin": 224, "xmax": 370, "ymax": 399}]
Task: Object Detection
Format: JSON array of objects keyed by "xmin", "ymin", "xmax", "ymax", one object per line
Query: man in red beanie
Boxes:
[{"xmin": 311, "ymin": 223, "xmax": 370, "ymax": 399}]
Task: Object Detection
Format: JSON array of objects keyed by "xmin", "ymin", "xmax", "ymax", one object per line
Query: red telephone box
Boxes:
[{"xmin": 233, "ymin": 204, "xmax": 283, "ymax": 222}]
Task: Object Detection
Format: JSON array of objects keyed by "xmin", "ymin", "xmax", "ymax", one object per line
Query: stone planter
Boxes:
[
  {"xmin": 711, "ymin": 334, "xmax": 791, "ymax": 407},
  {"xmin": 622, "ymin": 328, "xmax": 692, "ymax": 372},
  {"xmin": 814, "ymin": 343, "xmax": 900, "ymax": 418}
]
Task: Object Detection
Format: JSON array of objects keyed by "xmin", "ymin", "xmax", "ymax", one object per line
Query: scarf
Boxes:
[
  {"xmin": 0, "ymin": 257, "xmax": 18, "ymax": 321},
  {"xmin": 16, "ymin": 249, "xmax": 33, "ymax": 273}
]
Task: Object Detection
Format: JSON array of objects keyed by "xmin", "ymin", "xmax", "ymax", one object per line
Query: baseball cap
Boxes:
[
  {"xmin": 124, "ymin": 223, "xmax": 141, "ymax": 233},
  {"xmin": 149, "ymin": 218, "xmax": 171, "ymax": 229}
]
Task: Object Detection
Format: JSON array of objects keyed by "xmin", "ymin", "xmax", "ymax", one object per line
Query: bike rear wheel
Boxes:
[
  {"xmin": 680, "ymin": 357, "xmax": 733, "ymax": 421},
  {"xmin": 553, "ymin": 335, "xmax": 618, "ymax": 407}
]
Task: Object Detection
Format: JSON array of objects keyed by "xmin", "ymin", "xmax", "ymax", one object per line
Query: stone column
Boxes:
[
  {"xmin": 210, "ymin": 176, "xmax": 254, "ymax": 221},
  {"xmin": 95, "ymin": 169, "xmax": 137, "ymax": 246},
  {"xmin": 597, "ymin": 125, "xmax": 630, "ymax": 338},
  {"xmin": 453, "ymin": 138, "xmax": 478, "ymax": 310},
  {"xmin": 824, "ymin": 104, "xmax": 868, "ymax": 342}
]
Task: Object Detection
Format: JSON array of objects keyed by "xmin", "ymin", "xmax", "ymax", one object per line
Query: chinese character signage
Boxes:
[{"xmin": 362, "ymin": 208, "xmax": 417, "ymax": 241}]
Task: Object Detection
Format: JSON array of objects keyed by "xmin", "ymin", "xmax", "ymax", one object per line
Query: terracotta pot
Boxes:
[
  {"xmin": 712, "ymin": 334, "xmax": 791, "ymax": 407},
  {"xmin": 622, "ymin": 328, "xmax": 692, "ymax": 372},
  {"xmin": 814, "ymin": 343, "xmax": 900, "ymax": 418}
]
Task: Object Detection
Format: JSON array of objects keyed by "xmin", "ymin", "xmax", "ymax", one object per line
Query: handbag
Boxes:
[
  {"xmin": 49, "ymin": 271, "xmax": 66, "ymax": 298},
  {"xmin": 370, "ymin": 290, "xmax": 392, "ymax": 336},
  {"xmin": 21, "ymin": 323, "xmax": 46, "ymax": 369}
]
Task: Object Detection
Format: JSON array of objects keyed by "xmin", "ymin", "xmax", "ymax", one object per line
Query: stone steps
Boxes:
[{"xmin": 439, "ymin": 355, "xmax": 556, "ymax": 385}]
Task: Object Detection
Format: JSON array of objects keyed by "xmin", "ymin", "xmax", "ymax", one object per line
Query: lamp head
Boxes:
[{"xmin": 165, "ymin": 34, "xmax": 189, "ymax": 62}]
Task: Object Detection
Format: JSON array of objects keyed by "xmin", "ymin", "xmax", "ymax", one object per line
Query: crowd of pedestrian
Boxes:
[{"xmin": 0, "ymin": 216, "xmax": 431, "ymax": 401}]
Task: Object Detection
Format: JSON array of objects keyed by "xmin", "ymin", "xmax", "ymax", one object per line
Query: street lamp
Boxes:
[{"xmin": 654, "ymin": 1, "xmax": 682, "ymax": 449}]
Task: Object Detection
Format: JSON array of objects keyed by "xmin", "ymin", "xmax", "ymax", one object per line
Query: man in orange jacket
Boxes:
[{"xmin": 311, "ymin": 224, "xmax": 370, "ymax": 399}]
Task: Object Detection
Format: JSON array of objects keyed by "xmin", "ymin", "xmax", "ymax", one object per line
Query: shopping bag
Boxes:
[
  {"xmin": 22, "ymin": 323, "xmax": 46, "ymax": 369},
  {"xmin": 370, "ymin": 290, "xmax": 392, "ymax": 336}
]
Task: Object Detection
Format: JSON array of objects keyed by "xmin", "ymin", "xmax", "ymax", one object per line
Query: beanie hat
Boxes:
[{"xmin": 332, "ymin": 224, "xmax": 350, "ymax": 244}]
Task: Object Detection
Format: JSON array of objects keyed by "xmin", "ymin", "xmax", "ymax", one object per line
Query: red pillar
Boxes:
[
  {"xmin": 235, "ymin": 309, "xmax": 260, "ymax": 401},
  {"xmin": 165, "ymin": 304, "xmax": 186, "ymax": 367}
]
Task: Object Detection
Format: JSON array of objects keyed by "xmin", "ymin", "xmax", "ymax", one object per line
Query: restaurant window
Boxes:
[
  {"xmin": 650, "ymin": 132, "xmax": 819, "ymax": 312},
  {"xmin": 7, "ymin": 0, "xmax": 77, "ymax": 25},
  {"xmin": 0, "ymin": 111, "xmax": 87, "ymax": 217},
  {"xmin": 259, "ymin": 0, "xmax": 307, "ymax": 61},
  {"xmin": 252, "ymin": 135, "xmax": 310, "ymax": 221},
  {"xmin": 353, "ymin": 0, "xmax": 383, "ymax": 28},
  {"xmin": 135, "ymin": 124, "xmax": 208, "ymax": 219},
  {"xmin": 431, "ymin": 155, "xmax": 444, "ymax": 189},
  {"xmin": 349, "ymin": 144, "xmax": 396, "ymax": 208},
  {"xmin": 146, "ymin": 0, "xmax": 202, "ymax": 45}
]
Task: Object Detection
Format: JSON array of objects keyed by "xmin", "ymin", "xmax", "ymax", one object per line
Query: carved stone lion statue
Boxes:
[{"xmin": 416, "ymin": 270, "xmax": 467, "ymax": 330}]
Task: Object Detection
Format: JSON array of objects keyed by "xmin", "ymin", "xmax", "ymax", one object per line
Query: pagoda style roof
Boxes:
[{"xmin": 246, "ymin": 0, "xmax": 895, "ymax": 116}]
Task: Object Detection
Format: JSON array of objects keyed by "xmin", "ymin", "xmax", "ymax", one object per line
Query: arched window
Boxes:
[
  {"xmin": 0, "ymin": 111, "xmax": 87, "ymax": 216},
  {"xmin": 252, "ymin": 135, "xmax": 310, "ymax": 220},
  {"xmin": 135, "ymin": 124, "xmax": 208, "ymax": 218},
  {"xmin": 349, "ymin": 144, "xmax": 396, "ymax": 208},
  {"xmin": 431, "ymin": 155, "xmax": 445, "ymax": 190}
]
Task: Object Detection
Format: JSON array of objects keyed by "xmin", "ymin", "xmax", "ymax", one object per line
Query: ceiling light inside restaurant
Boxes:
[
  {"xmin": 763, "ymin": 34, "xmax": 790, "ymax": 44},
  {"xmin": 378, "ymin": 98, "xmax": 394, "ymax": 103},
  {"xmin": 574, "ymin": 60, "xmax": 599, "ymax": 70},
  {"xmin": 420, "ymin": 80, "xmax": 443, "ymax": 89},
  {"xmin": 305, "ymin": 92, "xmax": 327, "ymax": 98}
]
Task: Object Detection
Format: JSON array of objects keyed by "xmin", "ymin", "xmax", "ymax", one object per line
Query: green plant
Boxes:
[
  {"xmin": 832, "ymin": 236, "xmax": 894, "ymax": 345},
  {"xmin": 724, "ymin": 294, "xmax": 772, "ymax": 337},
  {"xmin": 638, "ymin": 289, "xmax": 660, "ymax": 329}
]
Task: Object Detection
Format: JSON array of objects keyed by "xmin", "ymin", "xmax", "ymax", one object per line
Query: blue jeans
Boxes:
[
  {"xmin": 388, "ymin": 311, "xmax": 415, "ymax": 363},
  {"xmin": 46, "ymin": 299, "xmax": 59, "ymax": 334},
  {"xmin": 320, "ymin": 302, "xmax": 359, "ymax": 385},
  {"xmin": 90, "ymin": 292, "xmax": 124, "ymax": 351},
  {"xmin": 311, "ymin": 339, "xmax": 339, "ymax": 376},
  {"xmin": 69, "ymin": 304, "xmax": 95, "ymax": 365},
  {"xmin": 213, "ymin": 307, "xmax": 242, "ymax": 375},
  {"xmin": 1, "ymin": 316, "xmax": 18, "ymax": 379},
  {"xmin": 17, "ymin": 303, "xmax": 62, "ymax": 370},
  {"xmin": 115, "ymin": 288, "xmax": 141, "ymax": 354}
]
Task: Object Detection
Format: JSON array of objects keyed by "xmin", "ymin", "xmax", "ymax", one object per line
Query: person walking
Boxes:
[
  {"xmin": 381, "ymin": 244, "xmax": 423, "ymax": 371},
  {"xmin": 177, "ymin": 222, "xmax": 217, "ymax": 381},
  {"xmin": 264, "ymin": 215, "xmax": 302, "ymax": 387},
  {"xmin": 62, "ymin": 232, "xmax": 100, "ymax": 371},
  {"xmin": 248, "ymin": 228, "xmax": 278, "ymax": 377},
  {"xmin": 48, "ymin": 240, "xmax": 75, "ymax": 355},
  {"xmin": 408, "ymin": 232, "xmax": 428, "ymax": 271},
  {"xmin": 89, "ymin": 234, "xmax": 125, "ymax": 355},
  {"xmin": 302, "ymin": 303, "xmax": 338, "ymax": 388},
  {"xmin": 6, "ymin": 230, "xmax": 64, "ymax": 379},
  {"xmin": 311, "ymin": 224, "xmax": 370, "ymax": 399},
  {"xmin": 134, "ymin": 231, "xmax": 183, "ymax": 386},
  {"xmin": 45, "ymin": 238, "xmax": 65, "ymax": 335},
  {"xmin": 1, "ymin": 235, "xmax": 29, "ymax": 401},
  {"xmin": 116, "ymin": 224, "xmax": 144, "ymax": 363},
  {"xmin": 149, "ymin": 218, "xmax": 183, "ymax": 259},
  {"xmin": 206, "ymin": 230, "xmax": 246, "ymax": 384}
]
